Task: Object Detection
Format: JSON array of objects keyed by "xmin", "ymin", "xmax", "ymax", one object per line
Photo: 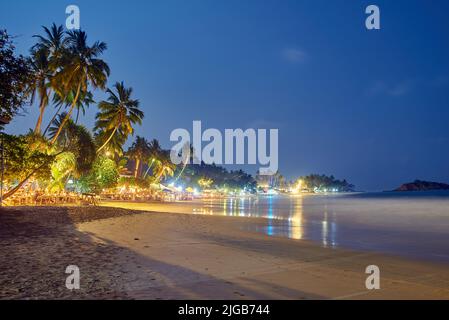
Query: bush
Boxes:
[{"xmin": 76, "ymin": 156, "xmax": 119, "ymax": 193}]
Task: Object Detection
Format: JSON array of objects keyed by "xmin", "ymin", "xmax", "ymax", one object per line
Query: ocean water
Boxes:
[{"xmin": 192, "ymin": 191, "xmax": 449, "ymax": 263}]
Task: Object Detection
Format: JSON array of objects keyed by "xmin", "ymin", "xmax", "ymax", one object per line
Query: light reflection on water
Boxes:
[
  {"xmin": 190, "ymin": 192, "xmax": 449, "ymax": 263},
  {"xmin": 192, "ymin": 195, "xmax": 338, "ymax": 248}
]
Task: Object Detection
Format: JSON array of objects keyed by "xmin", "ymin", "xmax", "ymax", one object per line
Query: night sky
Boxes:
[{"xmin": 1, "ymin": 0, "xmax": 448, "ymax": 191}]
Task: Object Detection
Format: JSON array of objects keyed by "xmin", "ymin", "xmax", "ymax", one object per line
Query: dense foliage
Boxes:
[
  {"xmin": 180, "ymin": 163, "xmax": 257, "ymax": 191},
  {"xmin": 0, "ymin": 25, "xmax": 116, "ymax": 199},
  {"xmin": 300, "ymin": 174, "xmax": 355, "ymax": 192},
  {"xmin": 2, "ymin": 134, "xmax": 53, "ymax": 182},
  {"xmin": 76, "ymin": 156, "xmax": 119, "ymax": 193},
  {"xmin": 0, "ymin": 30, "xmax": 31, "ymax": 124}
]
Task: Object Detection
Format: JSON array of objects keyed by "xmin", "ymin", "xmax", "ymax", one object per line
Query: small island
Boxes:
[{"xmin": 394, "ymin": 180, "xmax": 449, "ymax": 192}]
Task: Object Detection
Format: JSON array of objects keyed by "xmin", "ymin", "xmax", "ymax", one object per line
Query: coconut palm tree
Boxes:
[
  {"xmin": 49, "ymin": 152, "xmax": 76, "ymax": 192},
  {"xmin": 32, "ymin": 23, "xmax": 67, "ymax": 60},
  {"xmin": 126, "ymin": 136, "xmax": 151, "ymax": 178},
  {"xmin": 27, "ymin": 49, "xmax": 51, "ymax": 134},
  {"xmin": 50, "ymin": 29, "xmax": 110, "ymax": 144},
  {"xmin": 95, "ymin": 128, "xmax": 127, "ymax": 158},
  {"xmin": 143, "ymin": 139, "xmax": 162, "ymax": 178},
  {"xmin": 153, "ymin": 150, "xmax": 176, "ymax": 183},
  {"xmin": 95, "ymin": 82, "xmax": 144, "ymax": 154},
  {"xmin": 149, "ymin": 139, "xmax": 162, "ymax": 155},
  {"xmin": 29, "ymin": 24, "xmax": 67, "ymax": 134},
  {"xmin": 173, "ymin": 142, "xmax": 194, "ymax": 182},
  {"xmin": 48, "ymin": 112, "xmax": 72, "ymax": 145},
  {"xmin": 52, "ymin": 89, "xmax": 94, "ymax": 125}
]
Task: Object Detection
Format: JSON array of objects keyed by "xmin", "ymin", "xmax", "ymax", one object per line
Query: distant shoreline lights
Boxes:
[{"xmin": 170, "ymin": 121, "xmax": 278, "ymax": 175}]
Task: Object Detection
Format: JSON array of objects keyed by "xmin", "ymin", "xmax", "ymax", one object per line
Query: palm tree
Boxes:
[
  {"xmin": 52, "ymin": 90, "xmax": 94, "ymax": 124},
  {"xmin": 149, "ymin": 139, "xmax": 162, "ymax": 158},
  {"xmin": 127, "ymin": 136, "xmax": 150, "ymax": 178},
  {"xmin": 50, "ymin": 152, "xmax": 76, "ymax": 192},
  {"xmin": 173, "ymin": 142, "xmax": 194, "ymax": 182},
  {"xmin": 48, "ymin": 112, "xmax": 96, "ymax": 176},
  {"xmin": 32, "ymin": 23, "xmax": 67, "ymax": 60},
  {"xmin": 29, "ymin": 23, "xmax": 67, "ymax": 134},
  {"xmin": 28, "ymin": 48, "xmax": 51, "ymax": 134},
  {"xmin": 143, "ymin": 139, "xmax": 162, "ymax": 178},
  {"xmin": 95, "ymin": 128, "xmax": 127, "ymax": 158},
  {"xmin": 95, "ymin": 82, "xmax": 143, "ymax": 153},
  {"xmin": 48, "ymin": 112, "xmax": 71, "ymax": 145},
  {"xmin": 50, "ymin": 29, "xmax": 110, "ymax": 144},
  {"xmin": 153, "ymin": 150, "xmax": 176, "ymax": 183}
]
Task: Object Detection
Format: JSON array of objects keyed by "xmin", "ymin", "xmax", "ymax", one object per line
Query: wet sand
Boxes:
[
  {"xmin": 1, "ymin": 206, "xmax": 449, "ymax": 299},
  {"xmin": 100, "ymin": 197, "xmax": 449, "ymax": 264}
]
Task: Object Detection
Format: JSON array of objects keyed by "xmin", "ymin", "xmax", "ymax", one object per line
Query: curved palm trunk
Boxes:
[
  {"xmin": 2, "ymin": 151, "xmax": 64, "ymax": 201},
  {"xmin": 50, "ymin": 83, "xmax": 82, "ymax": 145},
  {"xmin": 75, "ymin": 107, "xmax": 80, "ymax": 124},
  {"xmin": 155, "ymin": 171, "xmax": 163, "ymax": 182},
  {"xmin": 2, "ymin": 176, "xmax": 33, "ymax": 201},
  {"xmin": 134, "ymin": 158, "xmax": 141, "ymax": 178},
  {"xmin": 96, "ymin": 126, "xmax": 118, "ymax": 153},
  {"xmin": 155, "ymin": 167, "xmax": 167, "ymax": 182},
  {"xmin": 34, "ymin": 96, "xmax": 48, "ymax": 134},
  {"xmin": 174, "ymin": 161, "xmax": 187, "ymax": 182},
  {"xmin": 143, "ymin": 160, "xmax": 155, "ymax": 179},
  {"xmin": 172, "ymin": 147, "xmax": 190, "ymax": 182},
  {"xmin": 42, "ymin": 101, "xmax": 64, "ymax": 137}
]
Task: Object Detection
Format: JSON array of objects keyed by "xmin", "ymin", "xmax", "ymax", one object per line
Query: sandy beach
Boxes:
[{"xmin": 1, "ymin": 205, "xmax": 449, "ymax": 300}]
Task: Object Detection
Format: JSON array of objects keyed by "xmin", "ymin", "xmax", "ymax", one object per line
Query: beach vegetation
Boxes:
[
  {"xmin": 0, "ymin": 30, "xmax": 31, "ymax": 125},
  {"xmin": 298, "ymin": 174, "xmax": 355, "ymax": 192},
  {"xmin": 0, "ymin": 24, "xmax": 353, "ymax": 202},
  {"xmin": 95, "ymin": 81, "xmax": 144, "ymax": 156},
  {"xmin": 76, "ymin": 156, "xmax": 120, "ymax": 193}
]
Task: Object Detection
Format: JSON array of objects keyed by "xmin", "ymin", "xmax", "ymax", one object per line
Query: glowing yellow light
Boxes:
[{"xmin": 291, "ymin": 179, "xmax": 304, "ymax": 194}]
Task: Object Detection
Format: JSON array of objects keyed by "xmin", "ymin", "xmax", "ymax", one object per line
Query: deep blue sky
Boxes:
[{"xmin": 1, "ymin": 0, "xmax": 449, "ymax": 191}]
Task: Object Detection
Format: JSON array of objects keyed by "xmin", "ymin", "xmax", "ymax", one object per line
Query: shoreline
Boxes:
[
  {"xmin": 97, "ymin": 198, "xmax": 449, "ymax": 265},
  {"xmin": 1, "ymin": 206, "xmax": 449, "ymax": 299}
]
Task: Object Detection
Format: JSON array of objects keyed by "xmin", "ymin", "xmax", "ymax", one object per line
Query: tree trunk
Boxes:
[
  {"xmin": 42, "ymin": 101, "xmax": 64, "ymax": 137},
  {"xmin": 1, "ymin": 153, "xmax": 61, "ymax": 201},
  {"xmin": 155, "ymin": 167, "xmax": 164, "ymax": 182},
  {"xmin": 50, "ymin": 83, "xmax": 82, "ymax": 145},
  {"xmin": 134, "ymin": 158, "xmax": 141, "ymax": 178},
  {"xmin": 143, "ymin": 160, "xmax": 155, "ymax": 179},
  {"xmin": 96, "ymin": 126, "xmax": 118, "ymax": 153},
  {"xmin": 174, "ymin": 162, "xmax": 188, "ymax": 182},
  {"xmin": 75, "ymin": 107, "xmax": 80, "ymax": 124},
  {"xmin": 34, "ymin": 96, "xmax": 48, "ymax": 135}
]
